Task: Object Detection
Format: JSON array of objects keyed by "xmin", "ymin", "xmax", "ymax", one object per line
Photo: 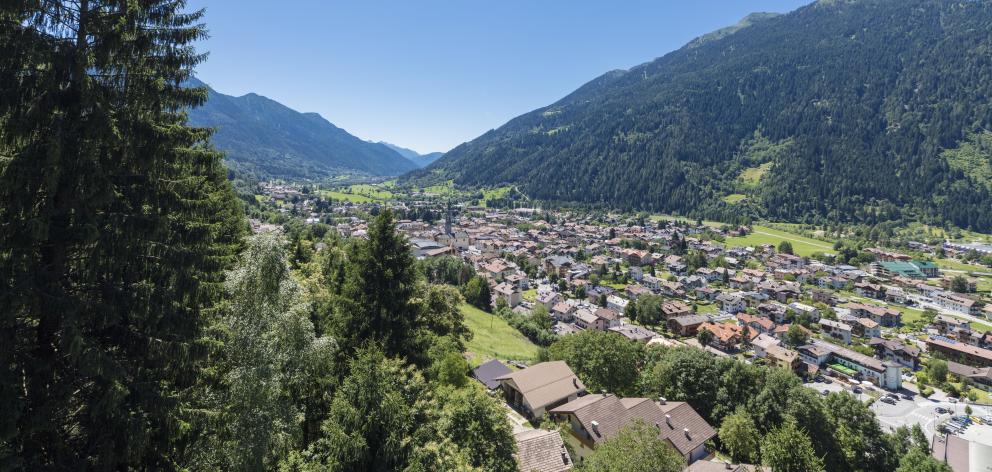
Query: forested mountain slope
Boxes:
[
  {"xmin": 419, "ymin": 0, "xmax": 992, "ymax": 231},
  {"xmin": 187, "ymin": 79, "xmax": 419, "ymax": 178}
]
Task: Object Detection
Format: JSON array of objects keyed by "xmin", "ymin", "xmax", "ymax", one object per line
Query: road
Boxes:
[{"xmin": 807, "ymin": 379, "xmax": 992, "ymax": 440}]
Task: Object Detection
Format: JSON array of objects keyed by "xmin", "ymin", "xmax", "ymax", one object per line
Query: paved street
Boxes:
[{"xmin": 805, "ymin": 380, "xmax": 992, "ymax": 440}]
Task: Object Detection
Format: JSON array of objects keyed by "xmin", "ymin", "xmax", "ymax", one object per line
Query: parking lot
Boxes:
[{"xmin": 805, "ymin": 379, "xmax": 992, "ymax": 439}]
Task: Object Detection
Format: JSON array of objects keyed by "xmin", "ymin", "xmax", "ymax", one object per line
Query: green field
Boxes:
[
  {"xmin": 934, "ymin": 257, "xmax": 988, "ymax": 273},
  {"xmin": 321, "ymin": 190, "xmax": 375, "ymax": 203},
  {"xmin": 722, "ymin": 193, "xmax": 747, "ymax": 204},
  {"xmin": 725, "ymin": 225, "xmax": 835, "ymax": 257},
  {"xmin": 461, "ymin": 304, "xmax": 539, "ymax": 365}
]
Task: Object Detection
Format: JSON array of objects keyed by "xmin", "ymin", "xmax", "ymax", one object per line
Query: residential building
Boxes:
[
  {"xmin": 472, "ymin": 359, "xmax": 513, "ymax": 390},
  {"xmin": 926, "ymin": 336, "xmax": 992, "ymax": 368},
  {"xmin": 668, "ymin": 314, "xmax": 709, "ymax": 336},
  {"xmin": 801, "ymin": 340, "xmax": 902, "ymax": 389},
  {"xmin": 496, "ymin": 361, "xmax": 586, "ymax": 420},
  {"xmin": 819, "ymin": 319, "xmax": 853, "ymax": 344},
  {"xmin": 550, "ymin": 394, "xmax": 715, "ymax": 464},
  {"xmin": 495, "ymin": 282, "xmax": 522, "ymax": 308},
  {"xmin": 868, "ymin": 337, "xmax": 920, "ymax": 370},
  {"xmin": 513, "ymin": 429, "xmax": 573, "ymax": 472}
]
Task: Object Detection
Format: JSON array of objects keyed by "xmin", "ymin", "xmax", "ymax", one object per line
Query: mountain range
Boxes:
[
  {"xmin": 415, "ymin": 0, "xmax": 992, "ymax": 232},
  {"xmin": 379, "ymin": 142, "xmax": 444, "ymax": 167},
  {"xmin": 186, "ymin": 78, "xmax": 422, "ymax": 178}
]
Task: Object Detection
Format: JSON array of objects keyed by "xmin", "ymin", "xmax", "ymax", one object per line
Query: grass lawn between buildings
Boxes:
[
  {"xmin": 460, "ymin": 303, "xmax": 540, "ymax": 366},
  {"xmin": 725, "ymin": 225, "xmax": 835, "ymax": 257}
]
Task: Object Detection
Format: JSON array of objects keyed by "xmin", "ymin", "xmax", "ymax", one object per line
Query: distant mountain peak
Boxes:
[{"xmin": 186, "ymin": 81, "xmax": 417, "ymax": 178}]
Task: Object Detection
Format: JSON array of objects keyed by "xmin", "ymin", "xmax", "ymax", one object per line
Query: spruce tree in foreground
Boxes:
[{"xmin": 0, "ymin": 1, "xmax": 243, "ymax": 468}]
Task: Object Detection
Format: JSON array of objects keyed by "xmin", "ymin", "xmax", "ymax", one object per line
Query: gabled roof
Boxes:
[
  {"xmin": 495, "ymin": 361, "xmax": 585, "ymax": 410},
  {"xmin": 514, "ymin": 429, "xmax": 572, "ymax": 472},
  {"xmin": 472, "ymin": 359, "xmax": 513, "ymax": 390},
  {"xmin": 550, "ymin": 394, "xmax": 715, "ymax": 457}
]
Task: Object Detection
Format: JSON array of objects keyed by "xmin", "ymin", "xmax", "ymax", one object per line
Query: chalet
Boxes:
[
  {"xmin": 661, "ymin": 301, "xmax": 692, "ymax": 320},
  {"xmin": 496, "ymin": 361, "xmax": 586, "ymax": 420},
  {"xmin": 668, "ymin": 314, "xmax": 709, "ymax": 336},
  {"xmin": 766, "ymin": 344, "xmax": 803, "ymax": 374},
  {"xmin": 606, "ymin": 295, "xmax": 629, "ymax": 315},
  {"xmin": 854, "ymin": 282, "xmax": 886, "ymax": 299},
  {"xmin": 934, "ymin": 314, "xmax": 970, "ymax": 335},
  {"xmin": 787, "ymin": 302, "xmax": 820, "ymax": 321},
  {"xmin": 819, "ymin": 319, "xmax": 853, "ymax": 344},
  {"xmin": 947, "ymin": 361, "xmax": 992, "ymax": 391},
  {"xmin": 544, "ymin": 255, "xmax": 574, "ymax": 278},
  {"xmin": 751, "ymin": 333, "xmax": 781, "ymax": 358},
  {"xmin": 851, "ymin": 318, "xmax": 881, "ymax": 338},
  {"xmin": 551, "ymin": 302, "xmax": 576, "ymax": 322},
  {"xmin": 698, "ymin": 322, "xmax": 750, "ymax": 352},
  {"xmin": 495, "ymin": 282, "xmax": 522, "ymax": 308},
  {"xmin": 716, "ymin": 293, "xmax": 747, "ymax": 314},
  {"xmin": 625, "ymin": 284, "xmax": 652, "ymax": 300},
  {"xmin": 737, "ymin": 313, "xmax": 775, "ymax": 335},
  {"xmin": 868, "ymin": 337, "xmax": 920, "ymax": 370},
  {"xmin": 847, "ymin": 303, "xmax": 902, "ymax": 327},
  {"xmin": 550, "ymin": 394, "xmax": 715, "ymax": 464}
]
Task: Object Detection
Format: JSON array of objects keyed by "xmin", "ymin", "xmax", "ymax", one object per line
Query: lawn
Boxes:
[
  {"xmin": 722, "ymin": 193, "xmax": 747, "ymax": 204},
  {"xmin": 522, "ymin": 289, "xmax": 538, "ymax": 302},
  {"xmin": 724, "ymin": 225, "xmax": 835, "ymax": 257},
  {"xmin": 345, "ymin": 184, "xmax": 394, "ymax": 200},
  {"xmin": 695, "ymin": 302, "xmax": 719, "ymax": 315},
  {"xmin": 934, "ymin": 257, "xmax": 988, "ymax": 273},
  {"xmin": 460, "ymin": 304, "xmax": 540, "ymax": 366},
  {"xmin": 321, "ymin": 190, "xmax": 375, "ymax": 203}
]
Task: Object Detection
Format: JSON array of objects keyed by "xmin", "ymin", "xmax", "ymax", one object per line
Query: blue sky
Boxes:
[{"xmin": 188, "ymin": 0, "xmax": 811, "ymax": 154}]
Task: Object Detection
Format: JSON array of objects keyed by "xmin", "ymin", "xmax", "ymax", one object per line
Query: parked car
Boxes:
[
  {"xmin": 880, "ymin": 397, "xmax": 896, "ymax": 405},
  {"xmin": 822, "ymin": 389, "xmax": 830, "ymax": 396}
]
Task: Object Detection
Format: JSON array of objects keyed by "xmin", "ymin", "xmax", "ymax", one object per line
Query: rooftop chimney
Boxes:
[
  {"xmin": 684, "ymin": 428, "xmax": 691, "ymax": 439},
  {"xmin": 591, "ymin": 420, "xmax": 600, "ymax": 435},
  {"xmin": 665, "ymin": 414, "xmax": 672, "ymax": 428},
  {"xmin": 725, "ymin": 462, "xmax": 733, "ymax": 470},
  {"xmin": 659, "ymin": 396, "xmax": 667, "ymax": 404}
]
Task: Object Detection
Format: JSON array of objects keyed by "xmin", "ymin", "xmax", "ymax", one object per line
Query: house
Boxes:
[
  {"xmin": 947, "ymin": 361, "xmax": 992, "ymax": 391},
  {"xmin": 574, "ymin": 309, "xmax": 604, "ymax": 331},
  {"xmin": 716, "ymin": 293, "xmax": 747, "ymax": 314},
  {"xmin": 537, "ymin": 291, "xmax": 560, "ymax": 309},
  {"xmin": 496, "ymin": 361, "xmax": 586, "ymax": 420},
  {"xmin": 851, "ymin": 318, "xmax": 881, "ymax": 339},
  {"xmin": 934, "ymin": 314, "xmax": 970, "ymax": 335},
  {"xmin": 697, "ymin": 322, "xmax": 749, "ymax": 352},
  {"xmin": 847, "ymin": 303, "xmax": 902, "ymax": 327},
  {"xmin": 495, "ymin": 282, "xmax": 522, "ymax": 308},
  {"xmin": 668, "ymin": 314, "xmax": 709, "ymax": 337},
  {"xmin": 550, "ymin": 394, "xmax": 715, "ymax": 464},
  {"xmin": 737, "ymin": 313, "xmax": 775, "ymax": 335},
  {"xmin": 765, "ymin": 344, "xmax": 803, "ymax": 374},
  {"xmin": 868, "ymin": 337, "xmax": 920, "ymax": 370},
  {"xmin": 926, "ymin": 336, "xmax": 992, "ymax": 368},
  {"xmin": 661, "ymin": 301, "xmax": 692, "ymax": 320},
  {"xmin": 854, "ymin": 282, "xmax": 886, "ymax": 299},
  {"xmin": 552, "ymin": 302, "xmax": 576, "ymax": 322},
  {"xmin": 819, "ymin": 319, "xmax": 853, "ymax": 344},
  {"xmin": 606, "ymin": 295, "xmax": 629, "ymax": 315},
  {"xmin": 544, "ymin": 255, "xmax": 575, "ymax": 278},
  {"xmin": 751, "ymin": 333, "xmax": 781, "ymax": 358},
  {"xmin": 787, "ymin": 302, "xmax": 820, "ymax": 321},
  {"xmin": 513, "ymin": 429, "xmax": 573, "ymax": 472},
  {"xmin": 625, "ymin": 284, "xmax": 652, "ymax": 300},
  {"xmin": 472, "ymin": 359, "xmax": 513, "ymax": 390}
]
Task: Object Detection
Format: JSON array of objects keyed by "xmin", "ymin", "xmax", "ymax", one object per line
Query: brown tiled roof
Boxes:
[
  {"xmin": 549, "ymin": 394, "xmax": 715, "ymax": 457},
  {"xmin": 495, "ymin": 361, "xmax": 585, "ymax": 410},
  {"xmin": 514, "ymin": 429, "xmax": 572, "ymax": 472}
]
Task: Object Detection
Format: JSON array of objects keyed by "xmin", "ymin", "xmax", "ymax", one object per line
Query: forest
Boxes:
[{"xmin": 418, "ymin": 0, "xmax": 992, "ymax": 232}]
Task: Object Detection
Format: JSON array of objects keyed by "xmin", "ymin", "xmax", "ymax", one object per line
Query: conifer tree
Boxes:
[
  {"xmin": 0, "ymin": 1, "xmax": 243, "ymax": 468},
  {"xmin": 333, "ymin": 209, "xmax": 420, "ymax": 360}
]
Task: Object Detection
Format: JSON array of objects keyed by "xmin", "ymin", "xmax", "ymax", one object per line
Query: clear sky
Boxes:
[{"xmin": 188, "ymin": 0, "xmax": 812, "ymax": 154}]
